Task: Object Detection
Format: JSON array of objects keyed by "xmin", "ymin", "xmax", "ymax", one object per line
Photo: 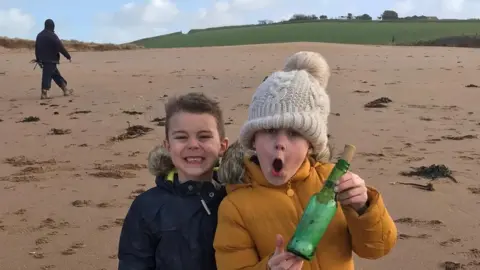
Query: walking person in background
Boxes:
[{"xmin": 33, "ymin": 18, "xmax": 73, "ymax": 99}]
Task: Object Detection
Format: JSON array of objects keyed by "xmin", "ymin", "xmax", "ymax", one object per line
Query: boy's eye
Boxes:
[
  {"xmin": 174, "ymin": 136, "xmax": 188, "ymax": 140},
  {"xmin": 198, "ymin": 134, "xmax": 213, "ymax": 140},
  {"xmin": 266, "ymin": 129, "xmax": 276, "ymax": 134}
]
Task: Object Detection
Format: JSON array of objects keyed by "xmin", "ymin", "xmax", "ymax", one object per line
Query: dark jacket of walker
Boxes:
[
  {"xmin": 117, "ymin": 146, "xmax": 226, "ymax": 270},
  {"xmin": 35, "ymin": 19, "xmax": 71, "ymax": 64}
]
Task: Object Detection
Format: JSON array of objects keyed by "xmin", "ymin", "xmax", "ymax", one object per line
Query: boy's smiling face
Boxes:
[
  {"xmin": 253, "ymin": 128, "xmax": 309, "ymax": 186},
  {"xmin": 164, "ymin": 111, "xmax": 228, "ymax": 183}
]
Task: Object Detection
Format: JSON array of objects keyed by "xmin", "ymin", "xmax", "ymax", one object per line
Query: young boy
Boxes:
[
  {"xmin": 117, "ymin": 92, "xmax": 229, "ymax": 270},
  {"xmin": 214, "ymin": 51, "xmax": 397, "ymax": 270}
]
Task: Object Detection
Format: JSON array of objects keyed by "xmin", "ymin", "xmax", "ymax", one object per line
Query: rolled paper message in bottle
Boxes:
[{"xmin": 286, "ymin": 144, "xmax": 356, "ymax": 261}]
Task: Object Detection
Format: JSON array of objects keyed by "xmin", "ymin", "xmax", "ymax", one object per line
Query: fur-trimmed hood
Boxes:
[
  {"xmin": 146, "ymin": 141, "xmax": 250, "ymax": 185},
  {"xmin": 147, "ymin": 141, "xmax": 333, "ymax": 188},
  {"xmin": 147, "ymin": 145, "xmax": 176, "ymax": 177}
]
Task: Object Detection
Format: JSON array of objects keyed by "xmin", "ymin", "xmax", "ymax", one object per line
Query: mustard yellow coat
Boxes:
[{"xmin": 214, "ymin": 156, "xmax": 397, "ymax": 270}]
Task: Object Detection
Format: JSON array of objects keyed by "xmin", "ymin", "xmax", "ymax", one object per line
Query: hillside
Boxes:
[
  {"xmin": 0, "ymin": 36, "xmax": 143, "ymax": 51},
  {"xmin": 132, "ymin": 20, "xmax": 480, "ymax": 48}
]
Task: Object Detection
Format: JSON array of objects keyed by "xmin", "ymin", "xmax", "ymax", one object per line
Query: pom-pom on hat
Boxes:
[{"xmin": 239, "ymin": 51, "xmax": 331, "ymax": 158}]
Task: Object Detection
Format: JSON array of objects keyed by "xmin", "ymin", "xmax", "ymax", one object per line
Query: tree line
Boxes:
[{"xmin": 258, "ymin": 10, "xmax": 443, "ymax": 25}]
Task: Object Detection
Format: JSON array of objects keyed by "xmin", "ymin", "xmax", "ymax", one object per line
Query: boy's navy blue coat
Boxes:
[
  {"xmin": 117, "ymin": 147, "xmax": 226, "ymax": 270},
  {"xmin": 118, "ymin": 173, "xmax": 226, "ymax": 270}
]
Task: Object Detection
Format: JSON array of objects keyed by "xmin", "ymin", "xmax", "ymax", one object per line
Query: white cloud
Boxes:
[
  {"xmin": 0, "ymin": 8, "xmax": 35, "ymax": 38},
  {"xmin": 93, "ymin": 0, "xmax": 280, "ymax": 43},
  {"xmin": 230, "ymin": 0, "xmax": 275, "ymax": 11},
  {"xmin": 393, "ymin": 0, "xmax": 480, "ymax": 18},
  {"xmin": 442, "ymin": 0, "xmax": 465, "ymax": 13},
  {"xmin": 142, "ymin": 0, "xmax": 179, "ymax": 23},
  {"xmin": 190, "ymin": 2, "xmax": 244, "ymax": 30},
  {"xmin": 393, "ymin": 0, "xmax": 414, "ymax": 16},
  {"xmin": 214, "ymin": 1, "xmax": 231, "ymax": 13},
  {"xmin": 94, "ymin": 0, "xmax": 179, "ymax": 43}
]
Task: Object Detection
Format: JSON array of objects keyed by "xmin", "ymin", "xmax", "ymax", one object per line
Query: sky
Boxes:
[{"xmin": 0, "ymin": 0, "xmax": 479, "ymax": 44}]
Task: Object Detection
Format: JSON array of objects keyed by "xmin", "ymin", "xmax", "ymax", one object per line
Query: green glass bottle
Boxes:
[{"xmin": 286, "ymin": 144, "xmax": 356, "ymax": 261}]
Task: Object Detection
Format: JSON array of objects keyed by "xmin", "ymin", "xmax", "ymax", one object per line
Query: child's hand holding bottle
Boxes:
[{"xmin": 267, "ymin": 234, "xmax": 304, "ymax": 270}]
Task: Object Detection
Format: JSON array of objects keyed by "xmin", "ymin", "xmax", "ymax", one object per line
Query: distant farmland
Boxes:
[{"xmin": 132, "ymin": 20, "xmax": 480, "ymax": 48}]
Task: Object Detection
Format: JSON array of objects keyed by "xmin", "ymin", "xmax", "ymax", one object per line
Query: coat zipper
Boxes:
[{"xmin": 197, "ymin": 182, "xmax": 211, "ymax": 216}]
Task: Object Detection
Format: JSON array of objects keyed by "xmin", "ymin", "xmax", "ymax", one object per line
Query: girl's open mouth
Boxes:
[{"xmin": 271, "ymin": 158, "xmax": 283, "ymax": 176}]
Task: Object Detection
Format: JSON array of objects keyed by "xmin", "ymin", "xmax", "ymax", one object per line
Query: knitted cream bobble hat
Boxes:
[{"xmin": 239, "ymin": 51, "xmax": 331, "ymax": 157}]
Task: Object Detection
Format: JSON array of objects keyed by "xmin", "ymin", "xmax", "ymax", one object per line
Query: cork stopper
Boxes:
[{"xmin": 340, "ymin": 144, "xmax": 356, "ymax": 163}]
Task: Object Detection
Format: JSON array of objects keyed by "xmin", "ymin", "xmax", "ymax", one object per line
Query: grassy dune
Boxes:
[
  {"xmin": 0, "ymin": 37, "xmax": 143, "ymax": 51},
  {"xmin": 133, "ymin": 20, "xmax": 480, "ymax": 48}
]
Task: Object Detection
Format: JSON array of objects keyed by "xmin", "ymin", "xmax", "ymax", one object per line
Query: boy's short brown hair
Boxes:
[{"xmin": 164, "ymin": 92, "xmax": 225, "ymax": 139}]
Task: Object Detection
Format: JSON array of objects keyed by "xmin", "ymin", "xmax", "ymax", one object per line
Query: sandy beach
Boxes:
[{"xmin": 0, "ymin": 42, "xmax": 479, "ymax": 270}]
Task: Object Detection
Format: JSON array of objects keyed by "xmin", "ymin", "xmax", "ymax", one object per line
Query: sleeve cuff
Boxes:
[{"xmin": 342, "ymin": 186, "xmax": 386, "ymax": 229}]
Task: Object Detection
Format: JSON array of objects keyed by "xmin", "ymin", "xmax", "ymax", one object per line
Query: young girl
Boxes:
[{"xmin": 214, "ymin": 51, "xmax": 397, "ymax": 270}]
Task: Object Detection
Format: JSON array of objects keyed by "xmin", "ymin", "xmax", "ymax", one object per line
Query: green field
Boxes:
[{"xmin": 132, "ymin": 20, "xmax": 480, "ymax": 48}]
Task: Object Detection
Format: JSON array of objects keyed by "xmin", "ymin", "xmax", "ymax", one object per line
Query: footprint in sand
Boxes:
[
  {"xmin": 35, "ymin": 236, "xmax": 50, "ymax": 245},
  {"xmin": 71, "ymin": 200, "xmax": 92, "ymax": 207},
  {"xmin": 98, "ymin": 224, "xmax": 111, "ymax": 231},
  {"xmin": 94, "ymin": 163, "xmax": 147, "ymax": 171},
  {"xmin": 3, "ymin": 155, "xmax": 57, "ymax": 167},
  {"xmin": 28, "ymin": 251, "xmax": 45, "ymax": 259},
  {"xmin": 444, "ymin": 249, "xmax": 480, "ymax": 269},
  {"xmin": 96, "ymin": 201, "xmax": 116, "ymax": 208},
  {"xmin": 88, "ymin": 163, "xmax": 143, "ymax": 179},
  {"xmin": 48, "ymin": 128, "xmax": 71, "ymax": 135},
  {"xmin": 398, "ymin": 233, "xmax": 431, "ymax": 240},
  {"xmin": 0, "ymin": 174, "xmax": 44, "ymax": 183},
  {"xmin": 71, "ymin": 241, "xmax": 86, "ymax": 249},
  {"xmin": 439, "ymin": 238, "xmax": 461, "ymax": 247},
  {"xmin": 129, "ymin": 188, "xmax": 146, "ymax": 199},
  {"xmin": 225, "ymin": 117, "xmax": 234, "ymax": 125},
  {"xmin": 61, "ymin": 248, "xmax": 76, "ymax": 255},
  {"xmin": 67, "ymin": 110, "xmax": 91, "ymax": 116},
  {"xmin": 441, "ymin": 261, "xmax": 463, "ymax": 270},
  {"xmin": 38, "ymin": 218, "xmax": 71, "ymax": 230},
  {"xmin": 61, "ymin": 241, "xmax": 86, "ymax": 256},
  {"xmin": 457, "ymin": 248, "xmax": 480, "ymax": 259},
  {"xmin": 114, "ymin": 218, "xmax": 124, "ymax": 226},
  {"xmin": 395, "ymin": 217, "xmax": 445, "ymax": 229},
  {"xmin": 467, "ymin": 187, "xmax": 480, "ymax": 194},
  {"xmin": 13, "ymin": 208, "xmax": 26, "ymax": 215},
  {"xmin": 442, "ymin": 135, "xmax": 478, "ymax": 141},
  {"xmin": 13, "ymin": 166, "xmax": 56, "ymax": 175},
  {"xmin": 98, "ymin": 218, "xmax": 124, "ymax": 231},
  {"xmin": 358, "ymin": 152, "xmax": 386, "ymax": 163},
  {"xmin": 89, "ymin": 170, "xmax": 136, "ymax": 179},
  {"xmin": 405, "ymin": 156, "xmax": 425, "ymax": 163},
  {"xmin": 128, "ymin": 151, "xmax": 141, "ymax": 157}
]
